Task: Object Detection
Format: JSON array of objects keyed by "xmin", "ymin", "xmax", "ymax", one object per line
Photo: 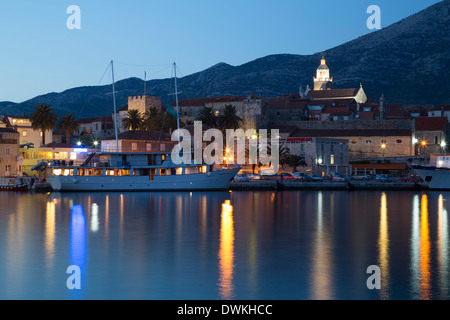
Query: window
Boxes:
[
  {"xmin": 5, "ymin": 147, "xmax": 10, "ymax": 156},
  {"xmin": 366, "ymin": 140, "xmax": 372, "ymax": 144},
  {"xmin": 381, "ymin": 140, "xmax": 387, "ymax": 144},
  {"xmin": 351, "ymin": 140, "xmax": 357, "ymax": 144},
  {"xmin": 131, "ymin": 143, "xmax": 138, "ymax": 151},
  {"xmin": 22, "ymin": 131, "xmax": 28, "ymax": 137},
  {"xmin": 396, "ymin": 140, "xmax": 403, "ymax": 144},
  {"xmin": 146, "ymin": 143, "xmax": 152, "ymax": 151},
  {"xmin": 160, "ymin": 144, "xmax": 166, "ymax": 152},
  {"xmin": 330, "ymin": 154, "xmax": 335, "ymax": 165}
]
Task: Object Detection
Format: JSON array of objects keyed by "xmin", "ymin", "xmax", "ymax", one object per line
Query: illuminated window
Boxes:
[
  {"xmin": 146, "ymin": 143, "xmax": 152, "ymax": 151},
  {"xmin": 22, "ymin": 131, "xmax": 28, "ymax": 137},
  {"xmin": 160, "ymin": 144, "xmax": 166, "ymax": 152},
  {"xmin": 131, "ymin": 143, "xmax": 137, "ymax": 151},
  {"xmin": 330, "ymin": 154, "xmax": 335, "ymax": 165}
]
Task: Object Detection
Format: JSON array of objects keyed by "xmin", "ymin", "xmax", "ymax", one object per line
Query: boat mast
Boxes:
[
  {"xmin": 111, "ymin": 60, "xmax": 119, "ymax": 152},
  {"xmin": 173, "ymin": 62, "xmax": 181, "ymax": 145}
]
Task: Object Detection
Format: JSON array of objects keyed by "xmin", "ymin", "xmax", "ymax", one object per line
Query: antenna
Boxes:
[
  {"xmin": 111, "ymin": 60, "xmax": 119, "ymax": 152},
  {"xmin": 144, "ymin": 70, "xmax": 147, "ymax": 96}
]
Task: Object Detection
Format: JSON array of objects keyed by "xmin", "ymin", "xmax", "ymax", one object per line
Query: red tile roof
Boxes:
[
  {"xmin": 322, "ymin": 107, "xmax": 350, "ymax": 114},
  {"xmin": 105, "ymin": 130, "xmax": 172, "ymax": 141},
  {"xmin": 415, "ymin": 117, "xmax": 448, "ymax": 131},
  {"xmin": 307, "ymin": 88, "xmax": 359, "ymax": 100}
]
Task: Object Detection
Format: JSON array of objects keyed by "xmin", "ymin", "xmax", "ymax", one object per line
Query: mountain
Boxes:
[{"xmin": 1, "ymin": 1, "xmax": 450, "ymax": 119}]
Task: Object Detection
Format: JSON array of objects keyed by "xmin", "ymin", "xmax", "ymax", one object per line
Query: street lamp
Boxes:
[
  {"xmin": 381, "ymin": 143, "xmax": 386, "ymax": 158},
  {"xmin": 77, "ymin": 141, "xmax": 82, "ymax": 146},
  {"xmin": 441, "ymin": 140, "xmax": 446, "ymax": 153}
]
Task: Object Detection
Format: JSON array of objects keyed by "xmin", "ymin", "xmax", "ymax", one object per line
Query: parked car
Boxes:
[
  {"xmin": 280, "ymin": 173, "xmax": 293, "ymax": 180},
  {"xmin": 234, "ymin": 173, "xmax": 250, "ymax": 182},
  {"xmin": 292, "ymin": 172, "xmax": 311, "ymax": 181},
  {"xmin": 375, "ymin": 175, "xmax": 388, "ymax": 182},
  {"xmin": 351, "ymin": 174, "xmax": 369, "ymax": 180},
  {"xmin": 329, "ymin": 172, "xmax": 347, "ymax": 182},
  {"xmin": 309, "ymin": 174, "xmax": 324, "ymax": 182}
]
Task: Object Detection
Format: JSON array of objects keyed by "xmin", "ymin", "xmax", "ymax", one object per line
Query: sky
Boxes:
[{"xmin": 0, "ymin": 0, "xmax": 442, "ymax": 103}]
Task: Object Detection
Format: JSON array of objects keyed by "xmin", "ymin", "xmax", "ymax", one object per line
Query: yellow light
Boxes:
[
  {"xmin": 226, "ymin": 148, "xmax": 230, "ymax": 153},
  {"xmin": 421, "ymin": 141, "xmax": 427, "ymax": 146},
  {"xmin": 381, "ymin": 144, "xmax": 386, "ymax": 149}
]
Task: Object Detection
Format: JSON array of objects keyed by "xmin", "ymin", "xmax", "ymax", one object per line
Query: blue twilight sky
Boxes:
[{"xmin": 0, "ymin": 0, "xmax": 441, "ymax": 103}]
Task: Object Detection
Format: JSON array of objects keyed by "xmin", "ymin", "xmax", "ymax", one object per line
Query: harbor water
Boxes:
[{"xmin": 0, "ymin": 190, "xmax": 449, "ymax": 300}]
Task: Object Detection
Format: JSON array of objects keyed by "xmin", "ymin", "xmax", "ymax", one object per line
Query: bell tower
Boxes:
[{"xmin": 313, "ymin": 53, "xmax": 333, "ymax": 91}]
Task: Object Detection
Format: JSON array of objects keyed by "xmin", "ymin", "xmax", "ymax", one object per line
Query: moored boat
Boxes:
[
  {"xmin": 0, "ymin": 177, "xmax": 33, "ymax": 192},
  {"xmin": 413, "ymin": 155, "xmax": 450, "ymax": 190},
  {"xmin": 46, "ymin": 151, "xmax": 240, "ymax": 192}
]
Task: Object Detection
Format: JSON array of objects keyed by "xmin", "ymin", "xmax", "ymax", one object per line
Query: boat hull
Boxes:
[
  {"xmin": 47, "ymin": 168, "xmax": 241, "ymax": 192},
  {"xmin": 413, "ymin": 166, "xmax": 450, "ymax": 190},
  {"xmin": 0, "ymin": 184, "xmax": 29, "ymax": 192}
]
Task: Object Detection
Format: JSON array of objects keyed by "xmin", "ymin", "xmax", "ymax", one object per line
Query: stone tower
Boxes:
[
  {"xmin": 313, "ymin": 55, "xmax": 333, "ymax": 91},
  {"xmin": 128, "ymin": 95, "xmax": 162, "ymax": 114}
]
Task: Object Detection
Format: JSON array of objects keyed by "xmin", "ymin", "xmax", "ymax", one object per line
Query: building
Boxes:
[
  {"xmin": 76, "ymin": 116, "xmax": 114, "ymax": 139},
  {"xmin": 101, "ymin": 130, "xmax": 176, "ymax": 153},
  {"xmin": 114, "ymin": 95, "xmax": 162, "ymax": 133},
  {"xmin": 414, "ymin": 117, "xmax": 449, "ymax": 155},
  {"xmin": 21, "ymin": 143, "xmax": 92, "ymax": 175},
  {"xmin": 176, "ymin": 95, "xmax": 269, "ymax": 132},
  {"xmin": 282, "ymin": 136, "xmax": 349, "ymax": 176},
  {"xmin": 287, "ymin": 120, "xmax": 414, "ymax": 159},
  {"xmin": 3, "ymin": 115, "xmax": 54, "ymax": 147},
  {"xmin": 313, "ymin": 55, "xmax": 333, "ymax": 91},
  {"xmin": 0, "ymin": 128, "xmax": 21, "ymax": 176}
]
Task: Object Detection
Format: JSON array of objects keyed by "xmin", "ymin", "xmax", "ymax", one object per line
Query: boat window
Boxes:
[
  {"xmin": 199, "ymin": 166, "xmax": 207, "ymax": 173},
  {"xmin": 77, "ymin": 169, "xmax": 86, "ymax": 176},
  {"xmin": 185, "ymin": 167, "xmax": 198, "ymax": 175},
  {"xmin": 120, "ymin": 169, "xmax": 130, "ymax": 176},
  {"xmin": 89, "ymin": 169, "xmax": 103, "ymax": 176},
  {"xmin": 176, "ymin": 168, "xmax": 183, "ymax": 175},
  {"xmin": 160, "ymin": 168, "xmax": 166, "ymax": 175}
]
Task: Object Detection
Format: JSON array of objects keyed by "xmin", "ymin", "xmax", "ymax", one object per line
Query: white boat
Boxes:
[
  {"xmin": 413, "ymin": 155, "xmax": 450, "ymax": 190},
  {"xmin": 46, "ymin": 152, "xmax": 240, "ymax": 191}
]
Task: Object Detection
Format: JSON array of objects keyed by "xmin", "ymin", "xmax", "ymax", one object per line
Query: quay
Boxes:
[{"xmin": 230, "ymin": 180, "xmax": 427, "ymax": 191}]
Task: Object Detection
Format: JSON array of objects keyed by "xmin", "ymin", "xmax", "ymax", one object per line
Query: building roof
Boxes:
[
  {"xmin": 0, "ymin": 127, "xmax": 19, "ymax": 134},
  {"xmin": 306, "ymin": 88, "xmax": 360, "ymax": 100},
  {"xmin": 77, "ymin": 116, "xmax": 114, "ymax": 124},
  {"xmin": 415, "ymin": 117, "xmax": 448, "ymax": 131},
  {"xmin": 175, "ymin": 96, "xmax": 247, "ymax": 107},
  {"xmin": 322, "ymin": 106, "xmax": 350, "ymax": 114},
  {"xmin": 42, "ymin": 143, "xmax": 77, "ymax": 148},
  {"xmin": 104, "ymin": 130, "xmax": 172, "ymax": 141}
]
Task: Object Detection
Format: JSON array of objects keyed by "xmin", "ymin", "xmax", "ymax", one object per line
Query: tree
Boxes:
[
  {"xmin": 196, "ymin": 106, "xmax": 218, "ymax": 128},
  {"xmin": 218, "ymin": 105, "xmax": 244, "ymax": 131},
  {"xmin": 57, "ymin": 114, "xmax": 80, "ymax": 144},
  {"xmin": 284, "ymin": 154, "xmax": 307, "ymax": 172},
  {"xmin": 122, "ymin": 109, "xmax": 143, "ymax": 131},
  {"xmin": 141, "ymin": 107, "xmax": 160, "ymax": 131},
  {"xmin": 30, "ymin": 104, "xmax": 58, "ymax": 146}
]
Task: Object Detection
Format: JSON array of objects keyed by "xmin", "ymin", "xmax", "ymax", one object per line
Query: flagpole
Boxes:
[{"xmin": 174, "ymin": 62, "xmax": 181, "ymax": 145}]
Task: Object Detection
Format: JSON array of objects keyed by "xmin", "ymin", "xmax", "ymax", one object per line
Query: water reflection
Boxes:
[
  {"xmin": 45, "ymin": 201, "xmax": 56, "ymax": 267},
  {"xmin": 438, "ymin": 195, "xmax": 449, "ymax": 299},
  {"xmin": 411, "ymin": 194, "xmax": 432, "ymax": 300},
  {"xmin": 311, "ymin": 192, "xmax": 334, "ymax": 300},
  {"xmin": 218, "ymin": 200, "xmax": 235, "ymax": 300},
  {"xmin": 69, "ymin": 204, "xmax": 87, "ymax": 298},
  {"xmin": 378, "ymin": 192, "xmax": 390, "ymax": 299}
]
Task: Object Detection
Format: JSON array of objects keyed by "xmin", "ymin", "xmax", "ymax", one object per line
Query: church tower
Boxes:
[{"xmin": 313, "ymin": 54, "xmax": 333, "ymax": 91}]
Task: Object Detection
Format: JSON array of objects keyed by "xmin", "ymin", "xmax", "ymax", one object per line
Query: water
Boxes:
[{"xmin": 0, "ymin": 190, "xmax": 449, "ymax": 300}]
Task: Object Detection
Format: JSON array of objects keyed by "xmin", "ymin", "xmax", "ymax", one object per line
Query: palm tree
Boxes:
[
  {"xmin": 284, "ymin": 154, "xmax": 307, "ymax": 172},
  {"xmin": 196, "ymin": 106, "xmax": 218, "ymax": 128},
  {"xmin": 141, "ymin": 107, "xmax": 160, "ymax": 131},
  {"xmin": 30, "ymin": 104, "xmax": 58, "ymax": 145},
  {"xmin": 57, "ymin": 114, "xmax": 80, "ymax": 144},
  {"xmin": 218, "ymin": 105, "xmax": 244, "ymax": 131},
  {"xmin": 122, "ymin": 109, "xmax": 143, "ymax": 131}
]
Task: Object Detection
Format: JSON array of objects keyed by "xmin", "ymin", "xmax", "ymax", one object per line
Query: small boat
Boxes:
[{"xmin": 0, "ymin": 177, "xmax": 34, "ymax": 192}]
